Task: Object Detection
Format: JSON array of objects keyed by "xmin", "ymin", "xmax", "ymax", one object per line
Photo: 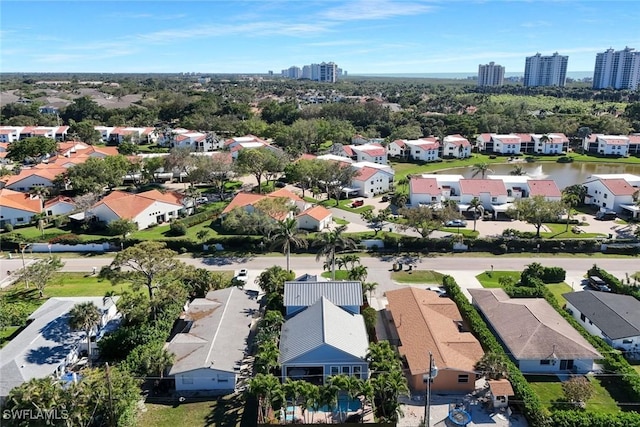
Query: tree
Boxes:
[
  {"xmin": 361, "ymin": 208, "xmax": 391, "ymax": 236},
  {"xmin": 255, "ymin": 266, "xmax": 295, "ymax": 311},
  {"xmin": 68, "ymin": 302, "xmax": 101, "ymax": 364},
  {"xmin": 362, "ymin": 281, "xmax": 378, "ymax": 302},
  {"xmin": 398, "ymin": 205, "xmax": 441, "ymax": 238},
  {"xmin": 562, "ymin": 376, "xmax": 594, "ymax": 408},
  {"xmin": 235, "ymin": 148, "xmax": 282, "ymax": 194},
  {"xmin": 466, "ymin": 197, "xmax": 484, "ymax": 231},
  {"xmin": 18, "ymin": 256, "xmax": 64, "ymax": 298},
  {"xmin": 390, "ymin": 192, "xmax": 408, "ymax": 208},
  {"xmin": 510, "ymin": 165, "xmax": 525, "ymax": 176},
  {"xmin": 123, "ymin": 341, "xmax": 175, "ymax": 379},
  {"xmin": 348, "ymin": 265, "xmax": 368, "ymax": 282},
  {"xmin": 507, "ymin": 196, "xmax": 565, "ymax": 238},
  {"xmin": 65, "ymin": 156, "xmax": 130, "ymax": 194},
  {"xmin": 165, "ymin": 146, "xmax": 195, "ymax": 184},
  {"xmin": 254, "ymin": 340, "xmax": 280, "ymax": 375},
  {"xmin": 117, "ymin": 140, "xmax": 139, "ymax": 155},
  {"xmin": 271, "ymin": 218, "xmax": 308, "ymax": 272},
  {"xmin": 321, "ymin": 161, "xmax": 358, "ymax": 205},
  {"xmin": 474, "ymin": 352, "xmax": 509, "ymax": 380},
  {"xmin": 562, "ymin": 189, "xmax": 582, "ymax": 232},
  {"xmin": 283, "ymin": 159, "xmax": 320, "ymax": 197},
  {"xmin": 107, "ymin": 218, "xmax": 137, "ymax": 242},
  {"xmin": 338, "ymin": 254, "xmax": 360, "ymax": 271},
  {"xmin": 312, "ymin": 225, "xmax": 357, "ymax": 280},
  {"xmin": 248, "ymin": 373, "xmax": 283, "ymax": 424},
  {"xmin": 29, "ymin": 185, "xmax": 50, "ymax": 201},
  {"xmin": 196, "ymin": 229, "xmax": 210, "ymax": 244},
  {"xmin": 470, "ymin": 162, "xmax": 494, "ymax": 179},
  {"xmin": 577, "ymin": 126, "xmax": 591, "ymax": 154},
  {"xmin": 6, "ymin": 136, "xmax": 57, "ymax": 163},
  {"xmin": 105, "ymin": 242, "xmax": 186, "ymax": 319},
  {"xmin": 69, "ymin": 120, "xmax": 101, "ymax": 144}
]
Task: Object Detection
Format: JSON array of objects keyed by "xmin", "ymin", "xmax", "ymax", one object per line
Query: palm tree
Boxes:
[
  {"xmin": 538, "ymin": 134, "xmax": 550, "ymax": 154},
  {"xmin": 299, "ymin": 382, "xmax": 320, "ymax": 423},
  {"xmin": 362, "ymin": 281, "xmax": 378, "ymax": 303},
  {"xmin": 397, "ymin": 176, "xmax": 409, "ymax": 192},
  {"xmin": 339, "ymin": 254, "xmax": 360, "ymax": 271},
  {"xmin": 68, "ymin": 302, "xmax": 101, "ymax": 365},
  {"xmin": 270, "ymin": 218, "xmax": 308, "ymax": 272},
  {"xmin": 470, "ymin": 162, "xmax": 493, "ymax": 179},
  {"xmin": 29, "ymin": 186, "xmax": 50, "ymax": 200},
  {"xmin": 562, "ymin": 191, "xmax": 581, "ymax": 232},
  {"xmin": 348, "ymin": 265, "xmax": 368, "ymax": 282},
  {"xmin": 509, "ymin": 165, "xmax": 525, "ymax": 176},
  {"xmin": 282, "ymin": 379, "xmax": 304, "ymax": 423},
  {"xmin": 475, "ymin": 352, "xmax": 509, "ymax": 380},
  {"xmin": 466, "ymin": 197, "xmax": 484, "ymax": 231},
  {"xmin": 248, "ymin": 374, "xmax": 282, "ymax": 424},
  {"xmin": 255, "ymin": 341, "xmax": 280, "ymax": 374},
  {"xmin": 312, "ymin": 225, "xmax": 357, "ymax": 280},
  {"xmin": 578, "ymin": 126, "xmax": 591, "ymax": 155}
]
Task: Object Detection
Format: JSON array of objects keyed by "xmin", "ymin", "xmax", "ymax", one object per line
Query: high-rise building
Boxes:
[
  {"xmin": 593, "ymin": 47, "xmax": 640, "ymax": 90},
  {"xmin": 477, "ymin": 62, "xmax": 505, "ymax": 87},
  {"xmin": 319, "ymin": 62, "xmax": 337, "ymax": 83},
  {"xmin": 524, "ymin": 52, "xmax": 568, "ymax": 87}
]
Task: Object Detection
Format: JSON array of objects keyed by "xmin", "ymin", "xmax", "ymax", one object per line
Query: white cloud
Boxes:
[{"xmin": 319, "ymin": 0, "xmax": 435, "ymax": 22}]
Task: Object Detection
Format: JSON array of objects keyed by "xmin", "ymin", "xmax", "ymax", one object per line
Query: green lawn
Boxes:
[
  {"xmin": 526, "ymin": 374, "xmax": 619, "ymax": 414},
  {"xmin": 391, "ymin": 270, "xmax": 444, "ymax": 284},
  {"xmin": 321, "ymin": 270, "xmax": 350, "ymax": 280},
  {"xmin": 476, "ymin": 271, "xmax": 521, "ymax": 288},
  {"xmin": 441, "ymin": 227, "xmax": 480, "ymax": 238},
  {"xmin": 546, "ymin": 283, "xmax": 573, "ymax": 306},
  {"xmin": 138, "ymin": 394, "xmax": 254, "ymax": 427},
  {"xmin": 45, "ymin": 272, "xmax": 134, "ymax": 297},
  {"xmin": 541, "ymin": 223, "xmax": 606, "ymax": 239},
  {"xmin": 333, "ymin": 217, "xmax": 349, "ymax": 225}
]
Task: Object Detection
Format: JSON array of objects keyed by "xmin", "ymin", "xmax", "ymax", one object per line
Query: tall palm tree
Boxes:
[
  {"xmin": 578, "ymin": 126, "xmax": 591, "ymax": 155},
  {"xmin": 362, "ymin": 281, "xmax": 378, "ymax": 303},
  {"xmin": 270, "ymin": 218, "xmax": 308, "ymax": 272},
  {"xmin": 312, "ymin": 225, "xmax": 357, "ymax": 280},
  {"xmin": 339, "ymin": 254, "xmax": 361, "ymax": 271},
  {"xmin": 299, "ymin": 382, "xmax": 320, "ymax": 423},
  {"xmin": 470, "ymin": 162, "xmax": 493, "ymax": 179},
  {"xmin": 466, "ymin": 197, "xmax": 484, "ymax": 231},
  {"xmin": 29, "ymin": 186, "xmax": 50, "ymax": 200},
  {"xmin": 475, "ymin": 352, "xmax": 509, "ymax": 380},
  {"xmin": 348, "ymin": 265, "xmax": 368, "ymax": 282},
  {"xmin": 248, "ymin": 373, "xmax": 282, "ymax": 424},
  {"xmin": 562, "ymin": 191, "xmax": 581, "ymax": 232},
  {"xmin": 68, "ymin": 302, "xmax": 101, "ymax": 365}
]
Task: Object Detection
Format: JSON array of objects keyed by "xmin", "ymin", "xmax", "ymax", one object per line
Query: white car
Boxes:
[
  {"xmin": 426, "ymin": 286, "xmax": 448, "ymax": 297},
  {"xmin": 235, "ymin": 269, "xmax": 249, "ymax": 283}
]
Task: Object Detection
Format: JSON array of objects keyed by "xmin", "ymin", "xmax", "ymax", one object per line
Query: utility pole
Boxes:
[{"xmin": 423, "ymin": 351, "xmax": 438, "ymax": 427}]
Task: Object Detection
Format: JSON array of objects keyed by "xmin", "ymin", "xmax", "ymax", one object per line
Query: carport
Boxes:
[
  {"xmin": 620, "ymin": 204, "xmax": 640, "ymax": 220},
  {"xmin": 341, "ymin": 187, "xmax": 360, "ymax": 198}
]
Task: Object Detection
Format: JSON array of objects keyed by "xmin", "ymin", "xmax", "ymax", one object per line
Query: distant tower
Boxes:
[
  {"xmin": 477, "ymin": 62, "xmax": 505, "ymax": 87},
  {"xmin": 593, "ymin": 47, "xmax": 640, "ymax": 90},
  {"xmin": 524, "ymin": 52, "xmax": 568, "ymax": 87}
]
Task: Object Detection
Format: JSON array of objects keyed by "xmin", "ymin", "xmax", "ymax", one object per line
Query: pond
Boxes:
[{"xmin": 436, "ymin": 162, "xmax": 640, "ymax": 189}]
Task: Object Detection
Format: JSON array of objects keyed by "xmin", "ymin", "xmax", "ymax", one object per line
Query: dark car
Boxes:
[
  {"xmin": 588, "ymin": 276, "xmax": 611, "ymax": 292},
  {"xmin": 595, "ymin": 211, "xmax": 617, "ymax": 221},
  {"xmin": 445, "ymin": 219, "xmax": 467, "ymax": 227}
]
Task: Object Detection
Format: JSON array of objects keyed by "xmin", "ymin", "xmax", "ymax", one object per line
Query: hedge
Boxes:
[{"xmin": 588, "ymin": 265, "xmax": 640, "ymax": 301}]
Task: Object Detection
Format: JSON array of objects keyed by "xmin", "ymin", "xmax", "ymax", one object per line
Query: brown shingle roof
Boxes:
[
  {"xmin": 488, "ymin": 379, "xmax": 515, "ymax": 397},
  {"xmin": 385, "ymin": 287, "xmax": 484, "ymax": 376}
]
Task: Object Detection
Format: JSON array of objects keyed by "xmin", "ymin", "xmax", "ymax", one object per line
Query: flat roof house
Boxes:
[
  {"xmin": 385, "ymin": 287, "xmax": 484, "ymax": 392},
  {"xmin": 468, "ymin": 288, "xmax": 602, "ymax": 374}
]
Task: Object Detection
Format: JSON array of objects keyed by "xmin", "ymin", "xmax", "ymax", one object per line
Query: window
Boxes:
[
  {"xmin": 540, "ymin": 360, "xmax": 551, "ymax": 365},
  {"xmin": 353, "ymin": 366, "xmax": 361, "ymax": 379},
  {"xmin": 330, "ymin": 366, "xmax": 339, "ymax": 376},
  {"xmin": 342, "ymin": 366, "xmax": 350, "ymax": 375},
  {"xmin": 458, "ymin": 374, "xmax": 469, "ymax": 383},
  {"xmin": 623, "ymin": 339, "xmax": 633, "ymax": 344},
  {"xmin": 604, "ymin": 193, "xmax": 608, "ymax": 199},
  {"xmin": 580, "ymin": 313, "xmax": 586, "ymax": 322}
]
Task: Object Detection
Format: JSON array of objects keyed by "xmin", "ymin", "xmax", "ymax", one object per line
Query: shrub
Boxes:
[
  {"xmin": 49, "ymin": 233, "xmax": 82, "ymax": 245},
  {"xmin": 168, "ymin": 220, "xmax": 187, "ymax": 236},
  {"xmin": 3, "ymin": 223, "xmax": 13, "ymax": 232},
  {"xmin": 557, "ymin": 156, "xmax": 574, "ymax": 163}
]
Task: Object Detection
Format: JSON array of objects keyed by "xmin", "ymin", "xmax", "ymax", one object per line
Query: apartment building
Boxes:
[
  {"xmin": 593, "ymin": 47, "xmax": 640, "ymax": 90},
  {"xmin": 524, "ymin": 52, "xmax": 568, "ymax": 87},
  {"xmin": 478, "ymin": 62, "xmax": 505, "ymax": 87}
]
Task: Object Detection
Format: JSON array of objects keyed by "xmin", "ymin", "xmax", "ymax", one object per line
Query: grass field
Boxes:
[
  {"xmin": 526, "ymin": 374, "xmax": 619, "ymax": 414},
  {"xmin": 138, "ymin": 395, "xmax": 255, "ymax": 427},
  {"xmin": 476, "ymin": 271, "xmax": 521, "ymax": 288},
  {"xmin": 546, "ymin": 283, "xmax": 573, "ymax": 306},
  {"xmin": 391, "ymin": 270, "xmax": 445, "ymax": 284},
  {"xmin": 320, "ymin": 270, "xmax": 350, "ymax": 280},
  {"xmin": 0, "ymin": 326, "xmax": 20, "ymax": 348},
  {"xmin": 45, "ymin": 272, "xmax": 135, "ymax": 297},
  {"xmin": 541, "ymin": 223, "xmax": 606, "ymax": 239}
]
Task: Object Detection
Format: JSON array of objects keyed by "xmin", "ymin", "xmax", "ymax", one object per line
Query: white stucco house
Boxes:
[
  {"xmin": 167, "ymin": 287, "xmax": 259, "ymax": 394},
  {"xmin": 409, "ymin": 176, "xmax": 444, "ymax": 206},
  {"xmin": 583, "ymin": 176, "xmax": 638, "ymax": 214},
  {"xmin": 88, "ymin": 189, "xmax": 189, "ymax": 230},
  {"xmin": 340, "ymin": 144, "xmax": 388, "ymax": 165},
  {"xmin": 459, "ymin": 179, "xmax": 509, "ymax": 210},
  {"xmin": 442, "ymin": 135, "xmax": 472, "ymax": 159},
  {"xmin": 296, "ymin": 205, "xmax": 333, "ymax": 231},
  {"xmin": 564, "ymin": 291, "xmax": 640, "ymax": 353},
  {"xmin": 532, "ymin": 133, "xmax": 569, "ymax": 154},
  {"xmin": 44, "ymin": 196, "xmax": 76, "ymax": 216},
  {"xmin": 477, "ymin": 134, "xmax": 522, "ymax": 155},
  {"xmin": 583, "ymin": 135, "xmax": 630, "ymax": 156},
  {"xmin": 350, "ymin": 164, "xmax": 394, "ymax": 198},
  {"xmin": 0, "ymin": 188, "xmax": 42, "ymax": 227}
]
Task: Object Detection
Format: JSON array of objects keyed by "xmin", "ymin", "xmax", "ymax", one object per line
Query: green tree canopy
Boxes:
[{"xmin": 6, "ymin": 136, "xmax": 57, "ymax": 163}]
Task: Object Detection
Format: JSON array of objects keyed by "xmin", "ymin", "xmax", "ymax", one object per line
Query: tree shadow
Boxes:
[{"xmin": 25, "ymin": 314, "xmax": 81, "ymax": 365}]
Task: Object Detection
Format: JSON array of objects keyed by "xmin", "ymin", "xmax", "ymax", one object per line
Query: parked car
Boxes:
[
  {"xmin": 381, "ymin": 195, "xmax": 390, "ymax": 202},
  {"xmin": 195, "ymin": 197, "xmax": 208, "ymax": 204},
  {"xmin": 426, "ymin": 286, "xmax": 449, "ymax": 297},
  {"xmin": 274, "ymin": 181, "xmax": 286, "ymax": 188},
  {"xmin": 351, "ymin": 200, "xmax": 364, "ymax": 208},
  {"xmin": 587, "ymin": 276, "xmax": 611, "ymax": 292},
  {"xmin": 445, "ymin": 219, "xmax": 467, "ymax": 227},
  {"xmin": 595, "ymin": 211, "xmax": 617, "ymax": 221},
  {"xmin": 235, "ymin": 269, "xmax": 249, "ymax": 283}
]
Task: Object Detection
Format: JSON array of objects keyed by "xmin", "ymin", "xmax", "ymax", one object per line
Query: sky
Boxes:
[{"xmin": 2, "ymin": 1, "xmax": 640, "ymax": 75}]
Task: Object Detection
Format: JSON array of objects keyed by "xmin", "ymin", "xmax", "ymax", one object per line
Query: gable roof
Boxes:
[
  {"xmin": 167, "ymin": 287, "xmax": 258, "ymax": 375},
  {"xmin": 0, "ymin": 188, "xmax": 42, "ymax": 213},
  {"xmin": 298, "ymin": 205, "xmax": 332, "ymax": 221},
  {"xmin": 459, "ymin": 179, "xmax": 507, "ymax": 196},
  {"xmin": 599, "ymin": 179, "xmax": 637, "ymax": 196},
  {"xmin": 564, "ymin": 291, "xmax": 640, "ymax": 340},
  {"xmin": 279, "ymin": 297, "xmax": 368, "ymax": 364},
  {"xmin": 443, "ymin": 135, "xmax": 471, "ymax": 147},
  {"xmin": 410, "ymin": 177, "xmax": 440, "ymax": 195},
  {"xmin": 468, "ymin": 288, "xmax": 602, "ymax": 361},
  {"xmin": 488, "ymin": 379, "xmax": 515, "ymax": 397},
  {"xmin": 92, "ymin": 190, "xmax": 183, "ymax": 220},
  {"xmin": 221, "ymin": 188, "xmax": 302, "ymax": 216},
  {"xmin": 44, "ymin": 195, "xmax": 75, "ymax": 208},
  {"xmin": 284, "ymin": 281, "xmax": 363, "ymax": 308},
  {"xmin": 353, "ymin": 166, "xmax": 381, "ymax": 182},
  {"xmin": 385, "ymin": 287, "xmax": 484, "ymax": 375},
  {"xmin": 528, "ymin": 180, "xmax": 562, "ymax": 197}
]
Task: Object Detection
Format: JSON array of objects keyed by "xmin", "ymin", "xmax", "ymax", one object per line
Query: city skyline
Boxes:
[{"xmin": 1, "ymin": 1, "xmax": 639, "ymax": 75}]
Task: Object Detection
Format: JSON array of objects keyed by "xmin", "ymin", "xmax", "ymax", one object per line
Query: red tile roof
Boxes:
[
  {"xmin": 353, "ymin": 166, "xmax": 379, "ymax": 181},
  {"xmin": 409, "ymin": 177, "xmax": 440, "ymax": 195},
  {"xmin": 94, "ymin": 190, "xmax": 184, "ymax": 219},
  {"xmin": 391, "ymin": 139, "xmax": 405, "ymax": 148},
  {"xmin": 528, "ymin": 180, "xmax": 561, "ymax": 197},
  {"xmin": 299, "ymin": 205, "xmax": 332, "ymax": 221},
  {"xmin": 44, "ymin": 195, "xmax": 75, "ymax": 208},
  {"xmin": 0, "ymin": 188, "xmax": 42, "ymax": 213},
  {"xmin": 600, "ymin": 178, "xmax": 637, "ymax": 196},
  {"xmin": 459, "ymin": 179, "xmax": 507, "ymax": 196},
  {"xmin": 221, "ymin": 192, "xmax": 265, "ymax": 214}
]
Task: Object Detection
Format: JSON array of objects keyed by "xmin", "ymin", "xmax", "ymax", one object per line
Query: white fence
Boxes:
[{"xmin": 30, "ymin": 242, "xmax": 111, "ymax": 253}]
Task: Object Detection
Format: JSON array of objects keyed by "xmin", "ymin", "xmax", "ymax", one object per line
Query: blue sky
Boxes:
[{"xmin": 2, "ymin": 1, "xmax": 639, "ymax": 75}]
